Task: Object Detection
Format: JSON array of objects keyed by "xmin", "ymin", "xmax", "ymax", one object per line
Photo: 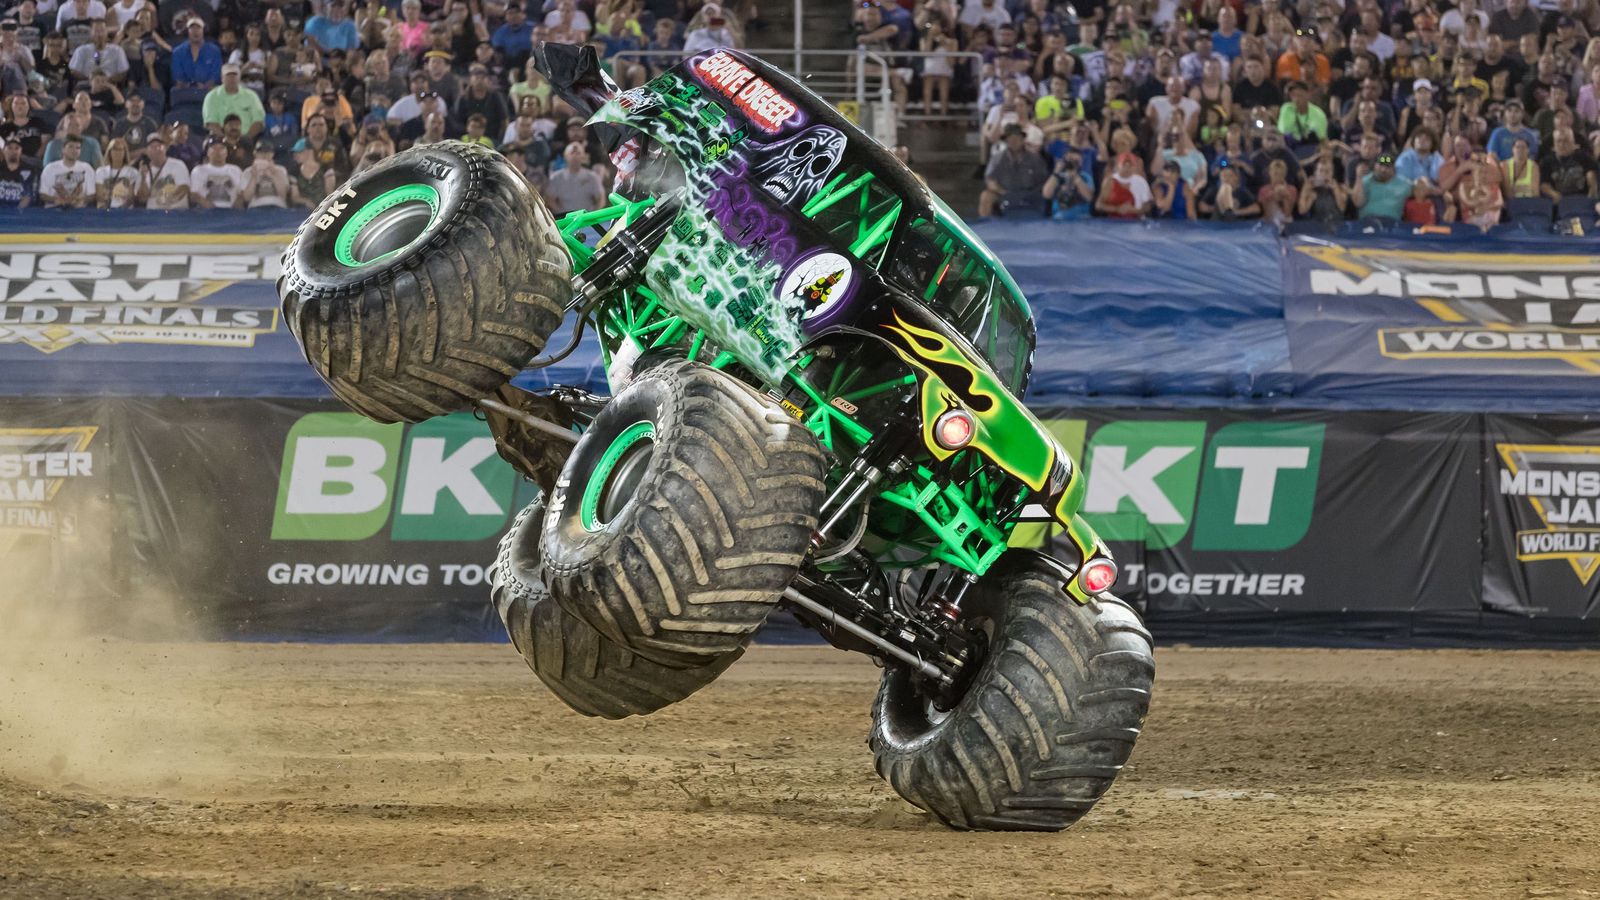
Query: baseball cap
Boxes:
[
  {"xmin": 0, "ymin": 21, "xmax": 16, "ymax": 31},
  {"xmin": 1376, "ymin": 153, "xmax": 1395, "ymax": 165},
  {"xmin": 424, "ymin": 49, "xmax": 452, "ymax": 60},
  {"xmin": 1002, "ymin": 122, "xmax": 1024, "ymax": 137},
  {"xmin": 1559, "ymin": 14, "xmax": 1577, "ymax": 26},
  {"xmin": 291, "ymin": 138, "xmax": 309, "ymax": 151},
  {"xmin": 1413, "ymin": 77, "xmax": 1435, "ymax": 92},
  {"xmin": 186, "ymin": 18, "xmax": 204, "ymax": 32},
  {"xmin": 221, "ymin": 62, "xmax": 240, "ymax": 75}
]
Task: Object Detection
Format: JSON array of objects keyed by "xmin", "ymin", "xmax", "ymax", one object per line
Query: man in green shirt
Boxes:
[
  {"xmin": 1276, "ymin": 81, "xmax": 1328, "ymax": 147},
  {"xmin": 1354, "ymin": 153, "xmax": 1412, "ymax": 221},
  {"xmin": 203, "ymin": 63, "xmax": 265, "ymax": 141}
]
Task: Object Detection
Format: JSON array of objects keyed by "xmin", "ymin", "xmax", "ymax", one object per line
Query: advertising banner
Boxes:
[
  {"xmin": 1484, "ymin": 415, "xmax": 1600, "ymax": 619},
  {"xmin": 118, "ymin": 398, "xmax": 523, "ymax": 640},
  {"xmin": 1281, "ymin": 238, "xmax": 1600, "ymax": 407},
  {"xmin": 1018, "ymin": 408, "xmax": 1482, "ymax": 629},
  {"xmin": 0, "ymin": 397, "xmax": 114, "ymax": 604}
]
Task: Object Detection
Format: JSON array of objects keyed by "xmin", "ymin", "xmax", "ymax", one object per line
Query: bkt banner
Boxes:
[
  {"xmin": 63, "ymin": 398, "xmax": 1491, "ymax": 640},
  {"xmin": 1018, "ymin": 409, "xmax": 1480, "ymax": 618}
]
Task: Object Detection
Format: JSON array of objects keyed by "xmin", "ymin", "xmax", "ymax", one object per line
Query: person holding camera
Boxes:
[
  {"xmin": 1199, "ymin": 160, "xmax": 1262, "ymax": 220},
  {"xmin": 979, "ymin": 123, "xmax": 1049, "ymax": 217},
  {"xmin": 239, "ymin": 144, "xmax": 290, "ymax": 208},
  {"xmin": 1043, "ymin": 149, "xmax": 1094, "ymax": 220}
]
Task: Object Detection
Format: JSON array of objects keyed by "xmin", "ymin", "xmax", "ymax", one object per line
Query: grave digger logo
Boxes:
[
  {"xmin": 1498, "ymin": 443, "xmax": 1600, "ymax": 586},
  {"xmin": 0, "ymin": 240, "xmax": 284, "ymax": 352},
  {"xmin": 1297, "ymin": 244, "xmax": 1600, "ymax": 373}
]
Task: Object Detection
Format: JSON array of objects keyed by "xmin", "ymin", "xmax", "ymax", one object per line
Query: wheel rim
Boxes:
[
  {"xmin": 580, "ymin": 420, "xmax": 655, "ymax": 532},
  {"xmin": 335, "ymin": 184, "xmax": 441, "ymax": 268}
]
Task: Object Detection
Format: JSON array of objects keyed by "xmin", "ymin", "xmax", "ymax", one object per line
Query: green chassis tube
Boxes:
[{"xmin": 553, "ymin": 200, "xmax": 1109, "ymax": 588}]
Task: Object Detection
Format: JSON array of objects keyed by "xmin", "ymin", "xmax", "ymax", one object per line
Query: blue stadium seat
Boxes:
[
  {"xmin": 136, "ymin": 86, "xmax": 167, "ymax": 118},
  {"xmin": 1557, "ymin": 195, "xmax": 1595, "ymax": 222},
  {"xmin": 1505, "ymin": 197, "xmax": 1553, "ymax": 233}
]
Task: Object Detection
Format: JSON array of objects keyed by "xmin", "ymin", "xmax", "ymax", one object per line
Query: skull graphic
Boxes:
[{"xmin": 749, "ymin": 125, "xmax": 846, "ymax": 205}]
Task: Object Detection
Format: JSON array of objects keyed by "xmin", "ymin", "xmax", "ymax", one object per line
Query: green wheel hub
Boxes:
[
  {"xmin": 580, "ymin": 420, "xmax": 656, "ymax": 531},
  {"xmin": 334, "ymin": 184, "xmax": 441, "ymax": 268}
]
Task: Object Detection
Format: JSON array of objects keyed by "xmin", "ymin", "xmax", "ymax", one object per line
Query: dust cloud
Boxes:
[{"xmin": 0, "ymin": 527, "xmax": 259, "ymax": 796}]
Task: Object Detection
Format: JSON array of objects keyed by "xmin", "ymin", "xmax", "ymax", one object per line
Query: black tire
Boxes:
[
  {"xmin": 869, "ymin": 560, "xmax": 1155, "ymax": 832},
  {"xmin": 278, "ymin": 140, "xmax": 569, "ymax": 424},
  {"xmin": 540, "ymin": 359, "xmax": 827, "ymax": 667},
  {"xmin": 490, "ymin": 498, "xmax": 740, "ymax": 719}
]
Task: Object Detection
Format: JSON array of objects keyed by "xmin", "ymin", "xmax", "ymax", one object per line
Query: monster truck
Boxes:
[{"xmin": 277, "ymin": 44, "xmax": 1153, "ymax": 832}]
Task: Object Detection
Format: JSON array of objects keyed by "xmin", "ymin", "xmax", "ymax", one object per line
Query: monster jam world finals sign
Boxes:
[
  {"xmin": 1289, "ymin": 242, "xmax": 1600, "ymax": 374},
  {"xmin": 1497, "ymin": 443, "xmax": 1600, "ymax": 588},
  {"xmin": 0, "ymin": 236, "xmax": 284, "ymax": 352}
]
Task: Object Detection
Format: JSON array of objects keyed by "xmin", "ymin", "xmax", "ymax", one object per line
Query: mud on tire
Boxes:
[
  {"xmin": 279, "ymin": 140, "xmax": 569, "ymax": 423},
  {"xmin": 491, "ymin": 498, "xmax": 739, "ymax": 719},
  {"xmin": 870, "ymin": 560, "xmax": 1155, "ymax": 831},
  {"xmin": 540, "ymin": 359, "xmax": 827, "ymax": 667}
]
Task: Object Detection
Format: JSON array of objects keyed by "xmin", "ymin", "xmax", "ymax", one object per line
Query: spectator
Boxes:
[
  {"xmin": 171, "ymin": 18, "xmax": 221, "ymax": 90},
  {"xmin": 1403, "ymin": 179, "xmax": 1440, "ymax": 225},
  {"xmin": 1396, "ymin": 129, "xmax": 1444, "ymax": 185},
  {"xmin": 0, "ymin": 22, "xmax": 32, "ymax": 95},
  {"xmin": 305, "ymin": 0, "xmax": 361, "ymax": 54},
  {"xmin": 39, "ymin": 132, "xmax": 95, "ymax": 207},
  {"xmin": 350, "ymin": 117, "xmax": 395, "ymax": 175},
  {"xmin": 0, "ymin": 138, "xmax": 38, "ymax": 208},
  {"xmin": 36, "ymin": 31, "xmax": 71, "ymax": 97},
  {"xmin": 683, "ymin": 3, "xmax": 739, "ymax": 54},
  {"xmin": 240, "ymin": 144, "xmax": 290, "ymax": 207},
  {"xmin": 414, "ymin": 110, "xmax": 449, "ymax": 146},
  {"xmin": 204, "ymin": 63, "xmax": 266, "ymax": 141},
  {"xmin": 289, "ymin": 137, "xmax": 338, "ymax": 208},
  {"xmin": 164, "ymin": 121, "xmax": 201, "ymax": 167},
  {"xmin": 54, "ymin": 0, "xmax": 104, "ymax": 50},
  {"xmin": 1042, "ymin": 148, "xmax": 1093, "ymax": 220},
  {"xmin": 1260, "ymin": 156, "xmax": 1299, "ymax": 222},
  {"xmin": 1540, "ymin": 127, "xmax": 1596, "ymax": 201},
  {"xmin": 455, "ymin": 63, "xmax": 510, "ymax": 142},
  {"xmin": 263, "ymin": 89, "xmax": 301, "ymax": 149},
  {"xmin": 1278, "ymin": 81, "xmax": 1328, "ymax": 147},
  {"xmin": 302, "ymin": 78, "xmax": 356, "ymax": 138},
  {"xmin": 1250, "ymin": 127, "xmax": 1301, "ymax": 189},
  {"xmin": 1503, "ymin": 137, "xmax": 1541, "ymax": 198},
  {"xmin": 461, "ymin": 112, "xmax": 492, "ymax": 148},
  {"xmin": 1152, "ymin": 159, "xmax": 1196, "ymax": 220},
  {"xmin": 1353, "ymin": 152, "xmax": 1411, "ymax": 220},
  {"xmin": 1146, "ymin": 75, "xmax": 1198, "ymax": 136},
  {"xmin": 42, "ymin": 113, "xmax": 102, "ymax": 167},
  {"xmin": 1295, "ymin": 158, "xmax": 1343, "ymax": 225},
  {"xmin": 1491, "ymin": 0, "xmax": 1541, "ymax": 43},
  {"xmin": 141, "ymin": 135, "xmax": 190, "ymax": 210},
  {"xmin": 1456, "ymin": 151, "xmax": 1504, "ymax": 228},
  {"xmin": 544, "ymin": 140, "xmax": 605, "ymax": 213},
  {"xmin": 230, "ymin": 23, "xmax": 271, "ymax": 95},
  {"xmin": 1487, "ymin": 98, "xmax": 1539, "ymax": 160},
  {"xmin": 1155, "ymin": 126, "xmax": 1207, "ymax": 191},
  {"xmin": 67, "ymin": 20, "xmax": 127, "ymax": 86},
  {"xmin": 300, "ymin": 114, "xmax": 350, "ymax": 179},
  {"xmin": 0, "ymin": 94, "xmax": 47, "ymax": 159},
  {"xmin": 1200, "ymin": 161, "xmax": 1260, "ymax": 220},
  {"xmin": 95, "ymin": 136, "xmax": 141, "ymax": 207},
  {"xmin": 189, "ymin": 137, "xmax": 243, "ymax": 208},
  {"xmin": 389, "ymin": 0, "xmax": 432, "ymax": 59},
  {"xmin": 491, "ymin": 3, "xmax": 535, "ymax": 74},
  {"xmin": 422, "ymin": 50, "xmax": 460, "ymax": 106},
  {"xmin": 1095, "ymin": 151, "xmax": 1152, "ymax": 218},
  {"xmin": 979, "ymin": 122, "xmax": 1047, "ymax": 216}
]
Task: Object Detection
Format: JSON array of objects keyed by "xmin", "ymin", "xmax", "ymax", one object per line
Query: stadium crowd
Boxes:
[
  {"xmin": 885, "ymin": 0, "xmax": 1600, "ymax": 228},
  {"xmin": 0, "ymin": 0, "xmax": 755, "ymax": 210}
]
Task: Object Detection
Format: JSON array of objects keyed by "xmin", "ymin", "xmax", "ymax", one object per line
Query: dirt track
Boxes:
[{"xmin": 3, "ymin": 642, "xmax": 1600, "ymax": 899}]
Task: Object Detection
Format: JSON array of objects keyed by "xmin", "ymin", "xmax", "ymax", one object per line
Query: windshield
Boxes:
[{"xmin": 887, "ymin": 216, "xmax": 1034, "ymax": 393}]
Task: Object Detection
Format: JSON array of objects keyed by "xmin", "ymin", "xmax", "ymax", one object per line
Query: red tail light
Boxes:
[
  {"xmin": 1079, "ymin": 558, "xmax": 1118, "ymax": 595},
  {"xmin": 934, "ymin": 409, "xmax": 975, "ymax": 450}
]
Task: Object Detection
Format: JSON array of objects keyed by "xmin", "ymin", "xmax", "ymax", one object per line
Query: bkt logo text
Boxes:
[
  {"xmin": 272, "ymin": 413, "xmax": 532, "ymax": 541},
  {"xmin": 1019, "ymin": 420, "xmax": 1325, "ymax": 551}
]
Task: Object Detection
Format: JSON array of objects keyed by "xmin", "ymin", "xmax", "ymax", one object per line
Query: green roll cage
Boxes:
[{"xmin": 552, "ymin": 184, "xmax": 1033, "ymax": 576}]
